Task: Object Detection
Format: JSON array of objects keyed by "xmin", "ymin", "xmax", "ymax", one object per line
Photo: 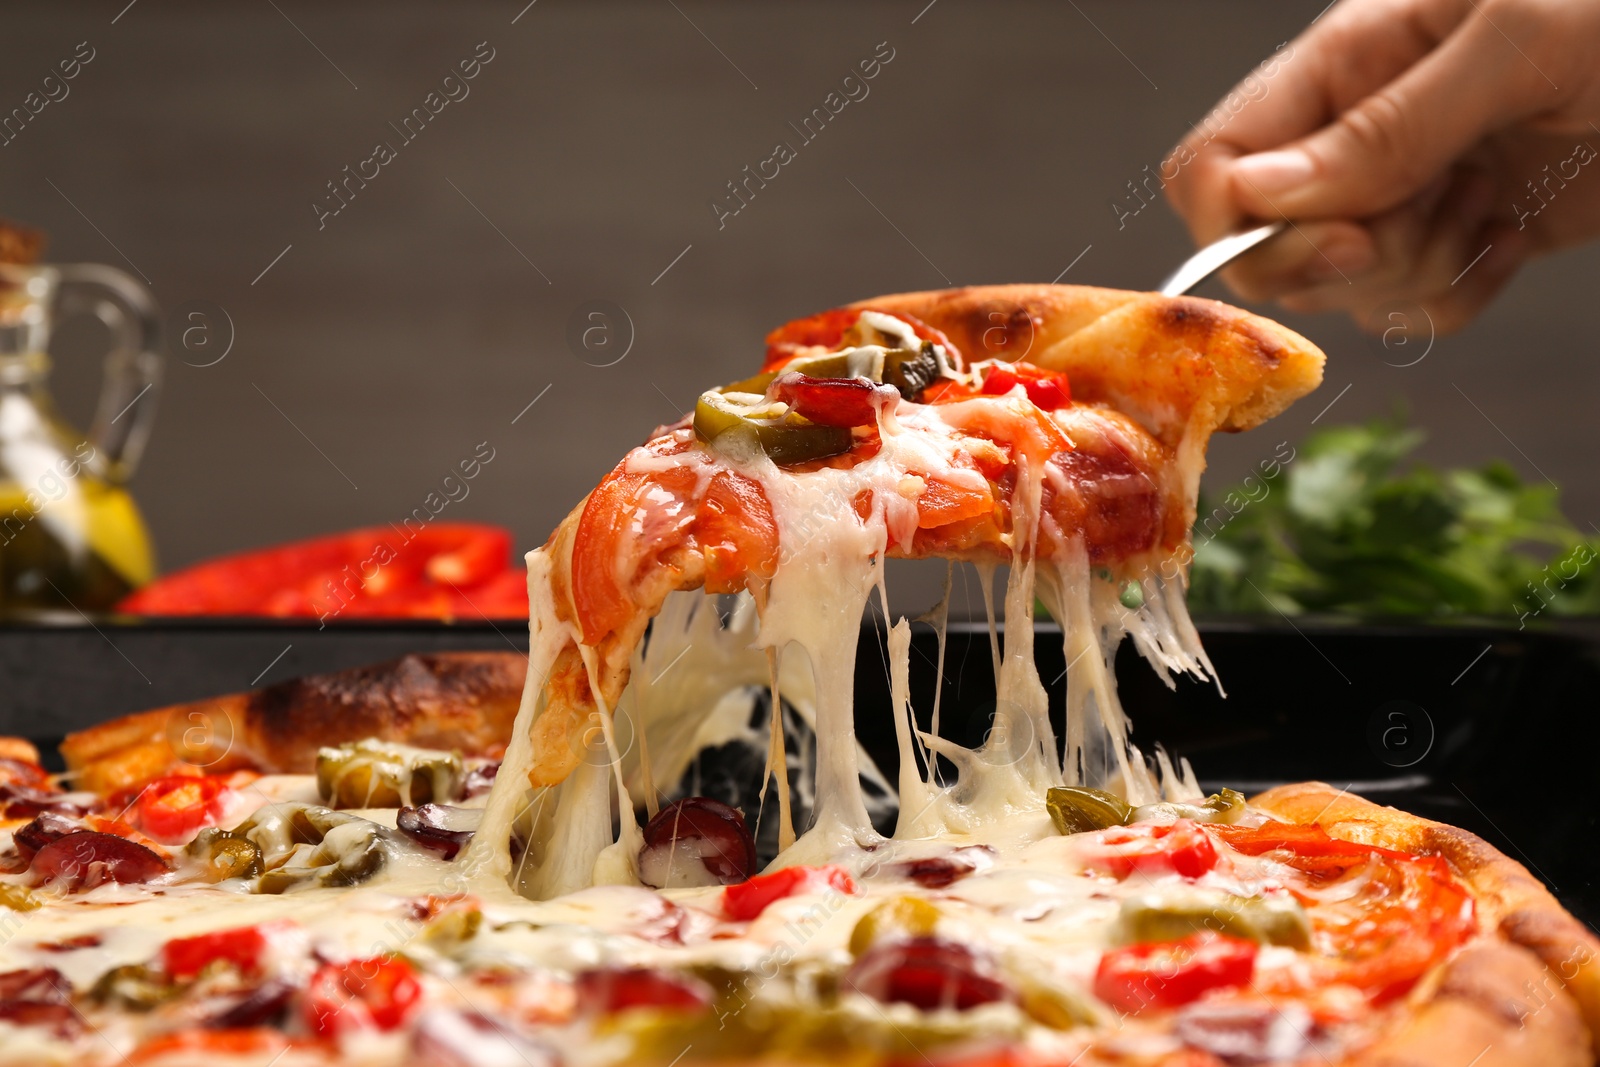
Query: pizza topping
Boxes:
[
  {"xmin": 162, "ymin": 922, "xmax": 294, "ymax": 980},
  {"xmin": 769, "ymin": 372, "xmax": 895, "ymax": 428},
  {"xmin": 12, "ymin": 810, "xmax": 85, "ymax": 856},
  {"xmin": 303, "ymin": 954, "xmax": 421, "ymax": 1036},
  {"xmin": 575, "ymin": 967, "xmax": 713, "ymax": 1015},
  {"xmin": 1116, "ymin": 891, "xmax": 1311, "ymax": 949},
  {"xmin": 136, "ymin": 774, "xmax": 232, "ymax": 843},
  {"xmin": 849, "ymin": 896, "xmax": 943, "ymax": 955},
  {"xmin": 29, "ymin": 831, "xmax": 168, "ymax": 890},
  {"xmin": 1131, "ymin": 788, "xmax": 1248, "ymax": 826},
  {"xmin": 91, "ymin": 964, "xmax": 174, "ymax": 1011},
  {"xmin": 316, "ymin": 740, "xmax": 463, "ymax": 809},
  {"xmin": 1047, "ymin": 786, "xmax": 1134, "ymax": 835},
  {"xmin": 185, "ymin": 828, "xmax": 265, "ymax": 882},
  {"xmin": 411, "ymin": 1009, "xmax": 560, "ymax": 1067},
  {"xmin": 1080, "ymin": 820, "xmax": 1219, "ymax": 880},
  {"xmin": 1094, "ymin": 932, "xmax": 1258, "ymax": 1013},
  {"xmin": 976, "ymin": 362, "xmax": 1071, "ymax": 411},
  {"xmin": 0, "ymin": 967, "xmax": 69, "ymax": 1005},
  {"xmin": 397, "ymin": 804, "xmax": 480, "ymax": 860},
  {"xmin": 721, "ymin": 864, "xmax": 858, "ymax": 921},
  {"xmin": 233, "ymin": 803, "xmax": 393, "ymax": 893},
  {"xmin": 0, "ymin": 969, "xmax": 80, "ymax": 1038},
  {"xmin": 693, "ymin": 389, "xmax": 853, "ymax": 466},
  {"xmin": 462, "ymin": 760, "xmax": 501, "ymax": 798},
  {"xmin": 1174, "ymin": 1001, "xmax": 1326, "ymax": 1064},
  {"xmin": 845, "ymin": 936, "xmax": 1012, "ymax": 1012},
  {"xmin": 886, "ymin": 846, "xmax": 996, "ymax": 888},
  {"xmin": 638, "ymin": 797, "xmax": 756, "ymax": 889},
  {"xmin": 194, "ymin": 978, "xmax": 298, "ymax": 1030}
]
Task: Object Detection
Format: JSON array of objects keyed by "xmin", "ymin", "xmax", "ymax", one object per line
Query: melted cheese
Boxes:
[{"xmin": 487, "ymin": 337, "xmax": 1214, "ymax": 898}]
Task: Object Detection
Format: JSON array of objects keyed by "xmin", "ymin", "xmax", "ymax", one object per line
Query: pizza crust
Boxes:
[
  {"xmin": 849, "ymin": 284, "xmax": 1326, "ymax": 447},
  {"xmin": 1251, "ymin": 782, "xmax": 1599, "ymax": 1067},
  {"xmin": 59, "ymin": 651, "xmax": 526, "ymax": 795}
]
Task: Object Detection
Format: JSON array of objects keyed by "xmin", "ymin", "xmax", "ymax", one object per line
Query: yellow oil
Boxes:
[{"xmin": 0, "ymin": 474, "xmax": 154, "ymax": 613}]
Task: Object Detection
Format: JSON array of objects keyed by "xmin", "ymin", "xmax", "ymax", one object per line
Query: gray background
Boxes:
[{"xmin": 5, "ymin": 0, "xmax": 1596, "ymax": 621}]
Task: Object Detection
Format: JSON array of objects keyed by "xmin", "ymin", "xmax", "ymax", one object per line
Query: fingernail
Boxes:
[{"xmin": 1233, "ymin": 149, "xmax": 1315, "ymax": 197}]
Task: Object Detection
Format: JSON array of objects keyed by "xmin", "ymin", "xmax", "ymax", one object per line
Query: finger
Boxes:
[
  {"xmin": 1215, "ymin": 219, "xmax": 1378, "ymax": 301},
  {"xmin": 1275, "ymin": 169, "xmax": 1509, "ymax": 324},
  {"xmin": 1230, "ymin": 11, "xmax": 1562, "ymax": 222},
  {"xmin": 1164, "ymin": 0, "xmax": 1456, "ymax": 243},
  {"xmin": 1421, "ymin": 223, "xmax": 1531, "ymax": 333}
]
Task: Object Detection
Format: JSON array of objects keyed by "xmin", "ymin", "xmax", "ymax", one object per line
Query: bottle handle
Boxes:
[{"xmin": 53, "ymin": 264, "xmax": 162, "ymax": 485}]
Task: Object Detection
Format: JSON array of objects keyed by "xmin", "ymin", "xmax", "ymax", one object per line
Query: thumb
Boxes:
[{"xmin": 1229, "ymin": 15, "xmax": 1556, "ymax": 220}]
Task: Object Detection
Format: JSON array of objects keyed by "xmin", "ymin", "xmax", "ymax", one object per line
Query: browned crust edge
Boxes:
[
  {"xmin": 1251, "ymin": 781, "xmax": 1599, "ymax": 1067},
  {"xmin": 848, "ymin": 284, "xmax": 1327, "ymax": 446},
  {"xmin": 59, "ymin": 651, "xmax": 527, "ymax": 795}
]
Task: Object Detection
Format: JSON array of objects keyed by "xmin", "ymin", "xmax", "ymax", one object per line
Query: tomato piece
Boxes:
[
  {"xmin": 163, "ymin": 922, "xmax": 291, "ymax": 980},
  {"xmin": 914, "ymin": 473, "xmax": 994, "ymax": 529},
  {"xmin": 574, "ymin": 968, "xmax": 711, "ymax": 1014},
  {"xmin": 722, "ymin": 864, "xmax": 858, "ymax": 921},
  {"xmin": 303, "ymin": 956, "xmax": 421, "ymax": 1036},
  {"xmin": 694, "ymin": 471, "xmax": 778, "ymax": 595},
  {"xmin": 570, "ymin": 439, "xmax": 702, "ymax": 644},
  {"xmin": 137, "ymin": 775, "xmax": 230, "ymax": 843},
  {"xmin": 763, "ymin": 307, "xmax": 963, "ymax": 371},
  {"xmin": 1094, "ymin": 932, "xmax": 1257, "ymax": 1013},
  {"xmin": 116, "ymin": 523, "xmax": 515, "ymax": 620},
  {"xmin": 1082, "ymin": 820, "xmax": 1218, "ymax": 880},
  {"xmin": 770, "ymin": 373, "xmax": 883, "ymax": 428}
]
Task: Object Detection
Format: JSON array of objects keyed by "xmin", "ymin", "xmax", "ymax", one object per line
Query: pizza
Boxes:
[{"xmin": 0, "ymin": 284, "xmax": 1594, "ymax": 1067}]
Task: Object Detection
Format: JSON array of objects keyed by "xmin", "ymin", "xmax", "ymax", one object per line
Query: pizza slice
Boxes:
[{"xmin": 486, "ymin": 284, "xmax": 1322, "ymax": 894}]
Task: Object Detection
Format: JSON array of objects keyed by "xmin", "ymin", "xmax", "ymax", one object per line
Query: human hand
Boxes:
[{"xmin": 1163, "ymin": 0, "xmax": 1600, "ymax": 332}]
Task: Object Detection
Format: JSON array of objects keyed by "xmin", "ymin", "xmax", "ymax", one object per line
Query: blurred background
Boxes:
[{"xmin": 4, "ymin": 0, "xmax": 1597, "ymax": 619}]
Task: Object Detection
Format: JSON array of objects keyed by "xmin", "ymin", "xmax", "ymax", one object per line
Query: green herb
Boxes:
[{"xmin": 1189, "ymin": 417, "xmax": 1600, "ymax": 618}]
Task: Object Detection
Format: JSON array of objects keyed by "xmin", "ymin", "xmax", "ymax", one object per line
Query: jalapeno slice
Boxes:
[
  {"xmin": 1046, "ymin": 786, "xmax": 1134, "ymax": 836},
  {"xmin": 316, "ymin": 740, "xmax": 463, "ymax": 809},
  {"xmin": 1131, "ymin": 788, "xmax": 1248, "ymax": 826},
  {"xmin": 693, "ymin": 390, "xmax": 852, "ymax": 465},
  {"xmin": 232, "ymin": 803, "xmax": 395, "ymax": 894},
  {"xmin": 185, "ymin": 828, "xmax": 265, "ymax": 883},
  {"xmin": 1117, "ymin": 891, "xmax": 1311, "ymax": 950}
]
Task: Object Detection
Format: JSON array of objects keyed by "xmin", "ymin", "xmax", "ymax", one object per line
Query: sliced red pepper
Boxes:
[
  {"xmin": 137, "ymin": 775, "xmax": 230, "ymax": 843},
  {"xmin": 1210, "ymin": 821, "xmax": 1413, "ymax": 875},
  {"xmin": 163, "ymin": 922, "xmax": 292, "ymax": 980},
  {"xmin": 979, "ymin": 362, "xmax": 1071, "ymax": 410},
  {"xmin": 770, "ymin": 373, "xmax": 884, "ymax": 428},
  {"xmin": 303, "ymin": 955, "xmax": 421, "ymax": 1036},
  {"xmin": 115, "ymin": 523, "xmax": 523, "ymax": 620},
  {"xmin": 1081, "ymin": 819, "xmax": 1218, "ymax": 880},
  {"xmin": 722, "ymin": 864, "xmax": 857, "ymax": 921},
  {"xmin": 1094, "ymin": 932, "xmax": 1257, "ymax": 1013}
]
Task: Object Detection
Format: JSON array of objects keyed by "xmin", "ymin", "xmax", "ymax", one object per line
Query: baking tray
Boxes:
[{"xmin": 3, "ymin": 614, "xmax": 1595, "ymax": 926}]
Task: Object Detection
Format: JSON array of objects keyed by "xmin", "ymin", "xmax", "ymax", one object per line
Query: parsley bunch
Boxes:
[{"xmin": 1189, "ymin": 418, "xmax": 1600, "ymax": 619}]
